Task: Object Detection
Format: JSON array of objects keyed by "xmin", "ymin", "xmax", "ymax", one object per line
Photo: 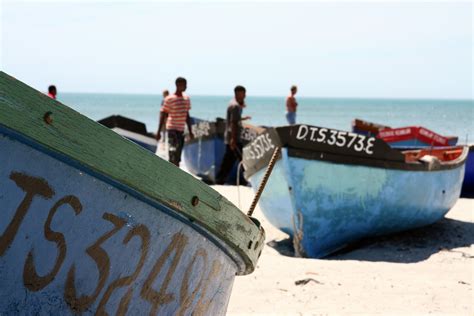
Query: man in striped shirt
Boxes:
[{"xmin": 156, "ymin": 77, "xmax": 194, "ymax": 166}]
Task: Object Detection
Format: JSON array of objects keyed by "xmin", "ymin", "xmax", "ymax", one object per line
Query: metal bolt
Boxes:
[
  {"xmin": 43, "ymin": 111, "xmax": 53, "ymax": 125},
  {"xmin": 191, "ymin": 196, "xmax": 199, "ymax": 206}
]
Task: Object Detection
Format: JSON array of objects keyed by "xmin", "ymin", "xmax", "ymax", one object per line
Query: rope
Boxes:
[{"xmin": 247, "ymin": 146, "xmax": 281, "ymax": 217}]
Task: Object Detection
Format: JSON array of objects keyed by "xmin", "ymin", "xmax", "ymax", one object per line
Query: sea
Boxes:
[{"xmin": 59, "ymin": 93, "xmax": 474, "ymax": 142}]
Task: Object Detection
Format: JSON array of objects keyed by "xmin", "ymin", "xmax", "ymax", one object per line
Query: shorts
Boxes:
[
  {"xmin": 167, "ymin": 129, "xmax": 185, "ymax": 165},
  {"xmin": 286, "ymin": 111, "xmax": 296, "ymax": 125}
]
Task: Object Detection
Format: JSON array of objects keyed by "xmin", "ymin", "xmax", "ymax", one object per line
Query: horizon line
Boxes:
[{"xmin": 57, "ymin": 91, "xmax": 474, "ymax": 102}]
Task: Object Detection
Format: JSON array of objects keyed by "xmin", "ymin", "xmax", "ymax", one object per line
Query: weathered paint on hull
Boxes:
[
  {"xmin": 183, "ymin": 138, "xmax": 239, "ymax": 184},
  {"xmin": 383, "ymin": 143, "xmax": 474, "ymax": 198},
  {"xmin": 183, "ymin": 137, "xmax": 224, "ymax": 183},
  {"xmin": 0, "ymin": 133, "xmax": 238, "ymax": 315},
  {"xmin": 249, "ymin": 148, "xmax": 464, "ymax": 258},
  {"xmin": 248, "ymin": 159, "xmax": 294, "ymax": 237}
]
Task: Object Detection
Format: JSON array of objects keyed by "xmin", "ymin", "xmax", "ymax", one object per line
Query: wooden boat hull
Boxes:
[
  {"xmin": 0, "ymin": 72, "xmax": 265, "ymax": 315},
  {"xmin": 249, "ymin": 148, "xmax": 464, "ymax": 258},
  {"xmin": 352, "ymin": 120, "xmax": 471, "ymax": 197},
  {"xmin": 1, "ymin": 133, "xmax": 236, "ymax": 315},
  {"xmin": 98, "ymin": 115, "xmax": 158, "ymax": 153},
  {"xmin": 377, "ymin": 126, "xmax": 458, "ymax": 147},
  {"xmin": 183, "ymin": 136, "xmax": 232, "ymax": 183},
  {"xmin": 183, "ymin": 118, "xmax": 261, "ymax": 184},
  {"xmin": 244, "ymin": 125, "xmax": 467, "ymax": 258},
  {"xmin": 110, "ymin": 127, "xmax": 158, "ymax": 153}
]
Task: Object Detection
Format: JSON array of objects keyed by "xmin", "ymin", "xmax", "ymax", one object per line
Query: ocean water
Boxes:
[{"xmin": 60, "ymin": 93, "xmax": 474, "ymax": 142}]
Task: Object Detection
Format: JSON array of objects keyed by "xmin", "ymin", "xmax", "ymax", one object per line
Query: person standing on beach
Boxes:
[
  {"xmin": 47, "ymin": 85, "xmax": 57, "ymax": 99},
  {"xmin": 161, "ymin": 89, "xmax": 169, "ymax": 106},
  {"xmin": 156, "ymin": 77, "xmax": 194, "ymax": 167},
  {"xmin": 216, "ymin": 85, "xmax": 251, "ymax": 185},
  {"xmin": 286, "ymin": 85, "xmax": 298, "ymax": 125},
  {"xmin": 158, "ymin": 89, "xmax": 170, "ymax": 141}
]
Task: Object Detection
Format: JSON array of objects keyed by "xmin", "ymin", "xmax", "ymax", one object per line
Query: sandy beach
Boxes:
[{"xmin": 211, "ymin": 185, "xmax": 473, "ymax": 315}]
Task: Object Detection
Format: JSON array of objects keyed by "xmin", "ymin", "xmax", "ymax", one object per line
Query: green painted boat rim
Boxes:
[{"xmin": 0, "ymin": 71, "xmax": 265, "ymax": 275}]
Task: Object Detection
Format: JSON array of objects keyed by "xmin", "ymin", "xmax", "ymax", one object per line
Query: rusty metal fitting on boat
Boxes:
[
  {"xmin": 43, "ymin": 111, "xmax": 53, "ymax": 125},
  {"xmin": 191, "ymin": 195, "xmax": 200, "ymax": 206}
]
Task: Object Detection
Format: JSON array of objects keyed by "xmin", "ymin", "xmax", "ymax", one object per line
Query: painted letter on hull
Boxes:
[{"xmin": 0, "ymin": 135, "xmax": 237, "ymax": 315}]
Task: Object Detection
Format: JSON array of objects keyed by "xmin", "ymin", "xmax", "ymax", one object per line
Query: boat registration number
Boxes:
[{"xmin": 296, "ymin": 125, "xmax": 376, "ymax": 155}]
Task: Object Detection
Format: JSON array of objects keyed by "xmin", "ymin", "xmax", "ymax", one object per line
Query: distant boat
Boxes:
[
  {"xmin": 352, "ymin": 119, "xmax": 472, "ymax": 197},
  {"xmin": 243, "ymin": 124, "xmax": 467, "ymax": 258},
  {"xmin": 98, "ymin": 115, "xmax": 158, "ymax": 153},
  {"xmin": 377, "ymin": 126, "xmax": 458, "ymax": 147},
  {"xmin": 352, "ymin": 118, "xmax": 391, "ymax": 137},
  {"xmin": 351, "ymin": 118, "xmax": 458, "ymax": 147},
  {"xmin": 182, "ymin": 117, "xmax": 264, "ymax": 184},
  {"xmin": 0, "ymin": 72, "xmax": 265, "ymax": 315}
]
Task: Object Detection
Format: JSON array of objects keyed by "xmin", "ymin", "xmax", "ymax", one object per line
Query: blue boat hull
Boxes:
[
  {"xmin": 352, "ymin": 126, "xmax": 472, "ymax": 197},
  {"xmin": 0, "ymin": 132, "xmax": 239, "ymax": 315},
  {"xmin": 183, "ymin": 137, "xmax": 240, "ymax": 184},
  {"xmin": 386, "ymin": 143, "xmax": 473, "ymax": 198},
  {"xmin": 460, "ymin": 146, "xmax": 474, "ymax": 197},
  {"xmin": 249, "ymin": 148, "xmax": 465, "ymax": 258}
]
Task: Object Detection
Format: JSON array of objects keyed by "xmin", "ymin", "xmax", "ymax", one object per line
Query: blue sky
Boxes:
[{"xmin": 1, "ymin": 1, "xmax": 472, "ymax": 98}]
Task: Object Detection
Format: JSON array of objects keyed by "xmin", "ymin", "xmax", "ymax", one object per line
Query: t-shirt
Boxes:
[
  {"xmin": 224, "ymin": 98, "xmax": 244, "ymax": 144},
  {"xmin": 162, "ymin": 94, "xmax": 191, "ymax": 132},
  {"xmin": 286, "ymin": 95, "xmax": 297, "ymax": 112}
]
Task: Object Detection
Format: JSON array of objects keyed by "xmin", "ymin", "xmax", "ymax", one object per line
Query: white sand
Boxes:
[{"xmin": 211, "ymin": 185, "xmax": 473, "ymax": 315}]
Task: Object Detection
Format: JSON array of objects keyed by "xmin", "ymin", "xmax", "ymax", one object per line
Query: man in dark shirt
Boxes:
[{"xmin": 216, "ymin": 85, "xmax": 251, "ymax": 185}]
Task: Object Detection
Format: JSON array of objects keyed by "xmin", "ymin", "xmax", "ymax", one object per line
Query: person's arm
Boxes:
[
  {"xmin": 186, "ymin": 113, "xmax": 194, "ymax": 140},
  {"xmin": 156, "ymin": 111, "xmax": 168, "ymax": 141}
]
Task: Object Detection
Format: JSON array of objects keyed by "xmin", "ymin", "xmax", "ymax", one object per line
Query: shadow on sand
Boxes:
[{"xmin": 266, "ymin": 217, "xmax": 474, "ymax": 263}]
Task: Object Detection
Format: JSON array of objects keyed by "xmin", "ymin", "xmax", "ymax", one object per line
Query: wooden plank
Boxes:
[{"xmin": 0, "ymin": 71, "xmax": 264, "ymax": 275}]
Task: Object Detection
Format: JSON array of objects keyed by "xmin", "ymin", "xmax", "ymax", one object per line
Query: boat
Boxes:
[
  {"xmin": 352, "ymin": 118, "xmax": 391, "ymax": 136},
  {"xmin": 0, "ymin": 72, "xmax": 265, "ymax": 315},
  {"xmin": 242, "ymin": 124, "xmax": 467, "ymax": 258},
  {"xmin": 182, "ymin": 117, "xmax": 264, "ymax": 184},
  {"xmin": 98, "ymin": 115, "xmax": 158, "ymax": 153},
  {"xmin": 377, "ymin": 126, "xmax": 458, "ymax": 147},
  {"xmin": 352, "ymin": 119, "xmax": 473, "ymax": 197},
  {"xmin": 352, "ymin": 118, "xmax": 458, "ymax": 147}
]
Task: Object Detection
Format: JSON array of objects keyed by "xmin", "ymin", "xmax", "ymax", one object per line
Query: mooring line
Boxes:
[{"xmin": 247, "ymin": 147, "xmax": 281, "ymax": 217}]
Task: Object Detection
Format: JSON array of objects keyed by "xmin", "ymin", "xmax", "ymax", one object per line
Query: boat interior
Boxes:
[{"xmin": 403, "ymin": 147, "xmax": 464, "ymax": 163}]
